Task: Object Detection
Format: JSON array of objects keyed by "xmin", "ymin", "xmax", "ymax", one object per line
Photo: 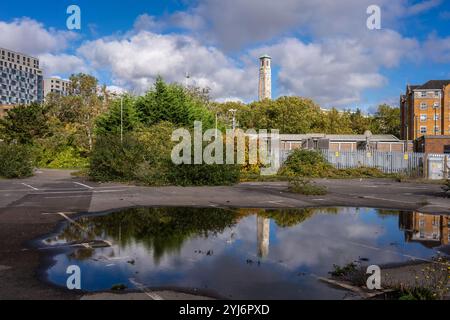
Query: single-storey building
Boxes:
[
  {"xmin": 415, "ymin": 135, "xmax": 450, "ymax": 154},
  {"xmin": 279, "ymin": 131, "xmax": 407, "ymax": 152}
]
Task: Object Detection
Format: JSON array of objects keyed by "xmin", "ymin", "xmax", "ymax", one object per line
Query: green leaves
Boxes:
[
  {"xmin": 0, "ymin": 103, "xmax": 50, "ymax": 144},
  {"xmin": 135, "ymin": 77, "xmax": 214, "ymax": 129},
  {"xmin": 0, "ymin": 143, "xmax": 34, "ymax": 178}
]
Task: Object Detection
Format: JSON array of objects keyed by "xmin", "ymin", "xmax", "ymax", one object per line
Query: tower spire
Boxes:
[{"xmin": 258, "ymin": 54, "xmax": 272, "ymax": 101}]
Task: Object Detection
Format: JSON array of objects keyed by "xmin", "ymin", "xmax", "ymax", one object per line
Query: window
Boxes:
[
  {"xmin": 435, "ymin": 91, "xmax": 440, "ymax": 97},
  {"xmin": 434, "ymin": 114, "xmax": 440, "ymax": 121},
  {"xmin": 420, "ymin": 114, "xmax": 427, "ymax": 122},
  {"xmin": 434, "ymin": 102, "xmax": 440, "ymax": 108},
  {"xmin": 420, "ymin": 126, "xmax": 427, "ymax": 134},
  {"xmin": 435, "ymin": 126, "xmax": 440, "ymax": 133},
  {"xmin": 420, "ymin": 102, "xmax": 428, "ymax": 110}
]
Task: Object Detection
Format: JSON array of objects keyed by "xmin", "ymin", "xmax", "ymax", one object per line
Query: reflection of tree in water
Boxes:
[
  {"xmin": 54, "ymin": 207, "xmax": 339, "ymax": 262},
  {"xmin": 56, "ymin": 207, "xmax": 240, "ymax": 263},
  {"xmin": 376, "ymin": 209, "xmax": 401, "ymax": 219},
  {"xmin": 255, "ymin": 208, "xmax": 339, "ymax": 228}
]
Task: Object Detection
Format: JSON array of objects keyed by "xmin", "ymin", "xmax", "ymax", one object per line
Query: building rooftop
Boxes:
[
  {"xmin": 255, "ymin": 133, "xmax": 400, "ymax": 142},
  {"xmin": 0, "ymin": 47, "xmax": 39, "ymax": 60},
  {"xmin": 259, "ymin": 54, "xmax": 272, "ymax": 59},
  {"xmin": 414, "ymin": 80, "xmax": 450, "ymax": 90}
]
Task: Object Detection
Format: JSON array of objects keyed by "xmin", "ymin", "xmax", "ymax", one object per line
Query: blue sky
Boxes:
[{"xmin": 1, "ymin": 0, "xmax": 450, "ymax": 112}]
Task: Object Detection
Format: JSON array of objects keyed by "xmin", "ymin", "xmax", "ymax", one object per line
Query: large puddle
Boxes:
[{"xmin": 41, "ymin": 207, "xmax": 450, "ymax": 299}]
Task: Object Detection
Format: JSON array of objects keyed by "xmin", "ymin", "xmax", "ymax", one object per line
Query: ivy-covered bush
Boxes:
[
  {"xmin": 279, "ymin": 149, "xmax": 335, "ymax": 178},
  {"xmin": 0, "ymin": 143, "xmax": 34, "ymax": 178},
  {"xmin": 89, "ymin": 121, "xmax": 240, "ymax": 186}
]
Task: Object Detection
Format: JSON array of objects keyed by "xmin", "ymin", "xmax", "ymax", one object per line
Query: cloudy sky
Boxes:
[{"xmin": 1, "ymin": 0, "xmax": 450, "ymax": 111}]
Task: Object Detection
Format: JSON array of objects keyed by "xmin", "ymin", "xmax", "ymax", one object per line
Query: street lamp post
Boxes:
[
  {"xmin": 120, "ymin": 96, "xmax": 124, "ymax": 144},
  {"xmin": 434, "ymin": 105, "xmax": 437, "ymax": 136}
]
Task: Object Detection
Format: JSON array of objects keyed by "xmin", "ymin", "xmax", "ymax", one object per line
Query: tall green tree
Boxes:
[
  {"xmin": 349, "ymin": 109, "xmax": 371, "ymax": 134},
  {"xmin": 0, "ymin": 103, "xmax": 50, "ymax": 144},
  {"xmin": 95, "ymin": 95, "xmax": 140, "ymax": 135},
  {"xmin": 48, "ymin": 74, "xmax": 107, "ymax": 151},
  {"xmin": 135, "ymin": 77, "xmax": 214, "ymax": 128},
  {"xmin": 370, "ymin": 104, "xmax": 400, "ymax": 137}
]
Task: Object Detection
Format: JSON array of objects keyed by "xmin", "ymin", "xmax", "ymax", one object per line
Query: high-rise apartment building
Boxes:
[
  {"xmin": 258, "ymin": 55, "xmax": 272, "ymax": 101},
  {"xmin": 43, "ymin": 77, "xmax": 71, "ymax": 98},
  {"xmin": 0, "ymin": 47, "xmax": 43, "ymax": 105},
  {"xmin": 400, "ymin": 80, "xmax": 450, "ymax": 140}
]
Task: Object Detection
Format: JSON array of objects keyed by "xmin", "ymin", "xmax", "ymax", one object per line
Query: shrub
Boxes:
[
  {"xmin": 0, "ymin": 143, "xmax": 34, "ymax": 178},
  {"xmin": 279, "ymin": 149, "xmax": 334, "ymax": 178},
  {"xmin": 288, "ymin": 176, "xmax": 327, "ymax": 195},
  {"xmin": 89, "ymin": 132, "xmax": 146, "ymax": 182},
  {"xmin": 280, "ymin": 149, "xmax": 389, "ymax": 179},
  {"xmin": 89, "ymin": 122, "xmax": 241, "ymax": 186},
  {"xmin": 330, "ymin": 166, "xmax": 388, "ymax": 178},
  {"xmin": 169, "ymin": 163, "xmax": 241, "ymax": 186},
  {"xmin": 36, "ymin": 146, "xmax": 88, "ymax": 169}
]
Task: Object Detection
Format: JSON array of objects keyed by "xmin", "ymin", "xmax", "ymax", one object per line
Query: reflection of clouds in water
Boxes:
[
  {"xmin": 268, "ymin": 212, "xmax": 388, "ymax": 271},
  {"xmin": 46, "ymin": 208, "xmax": 443, "ymax": 296}
]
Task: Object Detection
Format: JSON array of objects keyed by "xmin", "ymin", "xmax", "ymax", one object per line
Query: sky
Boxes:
[{"xmin": 1, "ymin": 0, "xmax": 450, "ymax": 112}]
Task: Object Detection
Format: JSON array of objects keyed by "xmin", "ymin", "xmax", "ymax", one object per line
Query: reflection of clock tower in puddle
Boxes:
[{"xmin": 257, "ymin": 216, "xmax": 270, "ymax": 258}]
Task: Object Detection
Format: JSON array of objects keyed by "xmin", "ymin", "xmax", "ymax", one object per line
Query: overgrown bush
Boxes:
[
  {"xmin": 169, "ymin": 163, "xmax": 240, "ymax": 186},
  {"xmin": 0, "ymin": 143, "xmax": 34, "ymax": 178},
  {"xmin": 36, "ymin": 146, "xmax": 88, "ymax": 169},
  {"xmin": 280, "ymin": 149, "xmax": 388, "ymax": 179},
  {"xmin": 89, "ymin": 133, "xmax": 147, "ymax": 182},
  {"xmin": 279, "ymin": 149, "xmax": 335, "ymax": 177},
  {"xmin": 89, "ymin": 122, "xmax": 240, "ymax": 186}
]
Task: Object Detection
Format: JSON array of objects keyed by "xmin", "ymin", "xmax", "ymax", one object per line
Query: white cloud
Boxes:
[
  {"xmin": 39, "ymin": 53, "xmax": 89, "ymax": 77},
  {"xmin": 423, "ymin": 34, "xmax": 450, "ymax": 63},
  {"xmin": 0, "ymin": 18, "xmax": 77, "ymax": 55},
  {"xmin": 405, "ymin": 0, "xmax": 442, "ymax": 16},
  {"xmin": 106, "ymin": 85, "xmax": 127, "ymax": 95},
  {"xmin": 169, "ymin": 0, "xmax": 439, "ymax": 50},
  {"xmin": 251, "ymin": 31, "xmax": 417, "ymax": 106},
  {"xmin": 78, "ymin": 31, "xmax": 258, "ymax": 100},
  {"xmin": 133, "ymin": 14, "xmax": 160, "ymax": 32}
]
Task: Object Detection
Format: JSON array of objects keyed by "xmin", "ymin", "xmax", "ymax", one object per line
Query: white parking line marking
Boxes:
[
  {"xmin": 34, "ymin": 189, "xmax": 126, "ymax": 195},
  {"xmin": 44, "ymin": 195, "xmax": 92, "ymax": 199},
  {"xmin": 129, "ymin": 278, "xmax": 164, "ymax": 300},
  {"xmin": 21, "ymin": 183, "xmax": 39, "ymax": 191},
  {"xmin": 73, "ymin": 182, "xmax": 94, "ymax": 189},
  {"xmin": 42, "ymin": 212, "xmax": 88, "ymax": 232}
]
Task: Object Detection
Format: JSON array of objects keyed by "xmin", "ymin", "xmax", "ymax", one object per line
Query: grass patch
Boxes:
[
  {"xmin": 288, "ymin": 177, "xmax": 327, "ymax": 196},
  {"xmin": 329, "ymin": 261, "xmax": 368, "ymax": 287}
]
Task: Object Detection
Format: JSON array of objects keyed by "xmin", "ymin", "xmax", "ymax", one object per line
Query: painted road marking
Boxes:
[
  {"xmin": 73, "ymin": 182, "xmax": 94, "ymax": 189},
  {"xmin": 42, "ymin": 212, "xmax": 88, "ymax": 232},
  {"xmin": 44, "ymin": 195, "xmax": 92, "ymax": 199},
  {"xmin": 129, "ymin": 278, "xmax": 164, "ymax": 300},
  {"xmin": 34, "ymin": 189, "xmax": 126, "ymax": 195},
  {"xmin": 21, "ymin": 183, "xmax": 39, "ymax": 191}
]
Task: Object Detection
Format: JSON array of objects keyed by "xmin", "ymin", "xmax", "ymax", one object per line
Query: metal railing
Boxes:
[{"xmin": 280, "ymin": 149, "xmax": 425, "ymax": 177}]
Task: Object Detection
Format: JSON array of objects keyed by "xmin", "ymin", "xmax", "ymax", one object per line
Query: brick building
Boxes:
[
  {"xmin": 400, "ymin": 80, "xmax": 450, "ymax": 140},
  {"xmin": 415, "ymin": 135, "xmax": 450, "ymax": 153},
  {"xmin": 400, "ymin": 211, "xmax": 449, "ymax": 247}
]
